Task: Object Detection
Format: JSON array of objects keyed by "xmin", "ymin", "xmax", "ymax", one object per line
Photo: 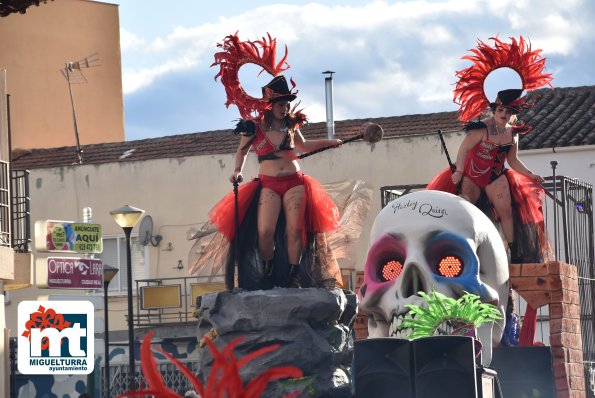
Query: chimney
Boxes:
[{"xmin": 322, "ymin": 71, "xmax": 335, "ymax": 139}]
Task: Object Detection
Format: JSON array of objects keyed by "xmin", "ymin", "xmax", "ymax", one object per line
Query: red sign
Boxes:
[{"xmin": 46, "ymin": 258, "xmax": 103, "ymax": 289}]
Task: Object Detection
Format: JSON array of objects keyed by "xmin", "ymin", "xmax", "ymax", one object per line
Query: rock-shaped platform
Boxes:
[{"xmin": 196, "ymin": 287, "xmax": 357, "ymax": 397}]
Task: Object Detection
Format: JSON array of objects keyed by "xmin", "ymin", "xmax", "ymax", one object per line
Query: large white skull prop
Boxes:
[{"xmin": 358, "ymin": 190, "xmax": 509, "ymax": 365}]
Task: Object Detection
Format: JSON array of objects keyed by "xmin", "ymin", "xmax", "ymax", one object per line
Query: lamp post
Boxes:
[
  {"xmin": 102, "ymin": 264, "xmax": 119, "ymax": 398},
  {"xmin": 109, "ymin": 205, "xmax": 145, "ymax": 392}
]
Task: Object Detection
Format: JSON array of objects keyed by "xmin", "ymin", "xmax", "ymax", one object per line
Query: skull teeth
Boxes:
[
  {"xmin": 389, "ymin": 313, "xmax": 413, "ymax": 339},
  {"xmin": 390, "ymin": 314, "xmax": 458, "ymax": 338}
]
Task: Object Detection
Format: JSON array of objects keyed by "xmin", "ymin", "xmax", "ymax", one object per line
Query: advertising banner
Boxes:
[
  {"xmin": 41, "ymin": 257, "xmax": 104, "ymax": 289},
  {"xmin": 35, "ymin": 221, "xmax": 103, "ymax": 253}
]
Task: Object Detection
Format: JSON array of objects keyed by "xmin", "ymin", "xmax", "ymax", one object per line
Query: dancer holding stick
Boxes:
[{"xmin": 208, "ymin": 33, "xmax": 347, "ymax": 290}]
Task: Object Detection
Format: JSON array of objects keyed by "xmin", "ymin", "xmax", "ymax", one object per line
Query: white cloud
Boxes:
[
  {"xmin": 118, "ymin": 0, "xmax": 595, "ymax": 139},
  {"xmin": 119, "ymin": 28, "xmax": 144, "ymax": 52}
]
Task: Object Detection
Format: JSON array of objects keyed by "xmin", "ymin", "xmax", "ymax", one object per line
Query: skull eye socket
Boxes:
[
  {"xmin": 437, "ymin": 255, "xmax": 464, "ymax": 278},
  {"xmin": 379, "ymin": 259, "xmax": 404, "ymax": 282}
]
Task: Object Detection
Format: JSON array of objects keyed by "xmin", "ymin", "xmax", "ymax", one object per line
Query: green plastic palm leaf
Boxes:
[{"xmin": 401, "ymin": 288, "xmax": 503, "ymax": 340}]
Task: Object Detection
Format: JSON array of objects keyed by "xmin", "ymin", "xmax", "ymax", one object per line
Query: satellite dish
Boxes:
[{"xmin": 138, "ymin": 215, "xmax": 162, "ymax": 246}]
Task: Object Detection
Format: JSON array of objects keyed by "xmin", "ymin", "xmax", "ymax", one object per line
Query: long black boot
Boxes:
[
  {"xmin": 289, "ymin": 264, "xmax": 301, "ymax": 288},
  {"xmin": 262, "ymin": 259, "xmax": 274, "ymax": 276}
]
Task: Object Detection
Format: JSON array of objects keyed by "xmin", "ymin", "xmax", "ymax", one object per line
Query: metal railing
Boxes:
[
  {"xmin": 102, "ymin": 355, "xmax": 200, "ymax": 397},
  {"xmin": 133, "ymin": 275, "xmax": 226, "ymax": 327},
  {"xmin": 381, "ymin": 174, "xmax": 595, "ymax": 397},
  {"xmin": 0, "ymin": 160, "xmax": 10, "ymax": 246},
  {"xmin": 11, "ymin": 169, "xmax": 30, "ymax": 252},
  {"xmin": 0, "ymin": 163, "xmax": 31, "ymax": 252}
]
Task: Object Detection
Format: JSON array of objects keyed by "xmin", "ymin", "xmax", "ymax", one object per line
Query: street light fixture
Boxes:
[
  {"xmin": 109, "ymin": 205, "xmax": 144, "ymax": 392},
  {"xmin": 102, "ymin": 264, "xmax": 119, "ymax": 398}
]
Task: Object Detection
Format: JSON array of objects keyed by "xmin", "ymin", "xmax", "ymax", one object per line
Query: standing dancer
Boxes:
[
  {"xmin": 427, "ymin": 36, "xmax": 553, "ymax": 347},
  {"xmin": 209, "ymin": 33, "xmax": 343, "ymax": 290},
  {"xmin": 427, "ymin": 36, "xmax": 552, "ymax": 264}
]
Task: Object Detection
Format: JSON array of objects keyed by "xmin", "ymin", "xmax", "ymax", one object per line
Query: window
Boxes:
[{"xmin": 98, "ymin": 235, "xmax": 147, "ymax": 293}]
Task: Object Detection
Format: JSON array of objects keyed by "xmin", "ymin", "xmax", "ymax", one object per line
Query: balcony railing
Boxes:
[
  {"xmin": 133, "ymin": 275, "xmax": 226, "ymax": 327},
  {"xmin": 0, "ymin": 161, "xmax": 31, "ymax": 253},
  {"xmin": 0, "ymin": 160, "xmax": 10, "ymax": 246},
  {"xmin": 11, "ymin": 169, "xmax": 30, "ymax": 253}
]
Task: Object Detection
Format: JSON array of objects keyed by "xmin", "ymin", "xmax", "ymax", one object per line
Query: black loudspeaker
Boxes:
[
  {"xmin": 354, "ymin": 338, "xmax": 414, "ymax": 398},
  {"xmin": 490, "ymin": 346, "xmax": 555, "ymax": 398},
  {"xmin": 413, "ymin": 336, "xmax": 478, "ymax": 398}
]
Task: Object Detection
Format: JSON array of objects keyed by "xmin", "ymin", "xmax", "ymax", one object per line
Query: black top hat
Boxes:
[
  {"xmin": 489, "ymin": 89, "xmax": 524, "ymax": 114},
  {"xmin": 261, "ymin": 75, "xmax": 297, "ymax": 103}
]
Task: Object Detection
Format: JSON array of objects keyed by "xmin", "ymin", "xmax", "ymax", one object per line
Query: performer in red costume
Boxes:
[
  {"xmin": 427, "ymin": 36, "xmax": 553, "ymax": 347},
  {"xmin": 209, "ymin": 33, "xmax": 343, "ymax": 290},
  {"xmin": 428, "ymin": 36, "xmax": 552, "ymax": 264}
]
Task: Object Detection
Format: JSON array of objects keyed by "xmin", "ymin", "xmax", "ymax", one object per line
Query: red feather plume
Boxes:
[
  {"xmin": 212, "ymin": 32, "xmax": 291, "ymax": 120},
  {"xmin": 118, "ymin": 331, "xmax": 304, "ymax": 398},
  {"xmin": 454, "ymin": 36, "xmax": 553, "ymax": 123}
]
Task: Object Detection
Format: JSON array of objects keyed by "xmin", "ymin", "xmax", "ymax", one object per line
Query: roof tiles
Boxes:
[{"xmin": 11, "ymin": 85, "xmax": 595, "ymax": 170}]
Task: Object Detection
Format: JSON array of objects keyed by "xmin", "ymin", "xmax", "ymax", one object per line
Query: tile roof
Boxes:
[
  {"xmin": 11, "ymin": 85, "xmax": 595, "ymax": 170},
  {"xmin": 520, "ymin": 85, "xmax": 595, "ymax": 150}
]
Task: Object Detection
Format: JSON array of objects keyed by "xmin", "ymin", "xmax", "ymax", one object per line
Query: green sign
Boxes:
[{"xmin": 37, "ymin": 221, "xmax": 103, "ymax": 253}]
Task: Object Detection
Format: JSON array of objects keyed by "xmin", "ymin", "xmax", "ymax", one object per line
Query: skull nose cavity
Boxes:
[{"xmin": 399, "ymin": 261, "xmax": 431, "ymax": 298}]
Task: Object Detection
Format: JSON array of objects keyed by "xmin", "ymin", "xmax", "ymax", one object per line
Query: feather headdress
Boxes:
[
  {"xmin": 212, "ymin": 32, "xmax": 292, "ymax": 119},
  {"xmin": 454, "ymin": 36, "xmax": 553, "ymax": 123}
]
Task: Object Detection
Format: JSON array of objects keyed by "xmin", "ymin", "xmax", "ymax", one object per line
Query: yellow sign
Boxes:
[{"xmin": 35, "ymin": 220, "xmax": 103, "ymax": 253}]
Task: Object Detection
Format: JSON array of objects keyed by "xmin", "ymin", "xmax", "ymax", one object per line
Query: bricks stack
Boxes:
[
  {"xmin": 354, "ymin": 271, "xmax": 370, "ymax": 340},
  {"xmin": 510, "ymin": 261, "xmax": 586, "ymax": 398}
]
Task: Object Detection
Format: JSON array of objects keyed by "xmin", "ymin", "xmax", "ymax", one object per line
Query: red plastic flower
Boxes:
[{"xmin": 119, "ymin": 331, "xmax": 304, "ymax": 398}]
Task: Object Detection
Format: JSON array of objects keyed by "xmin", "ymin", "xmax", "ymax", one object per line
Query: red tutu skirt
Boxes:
[
  {"xmin": 426, "ymin": 167, "xmax": 548, "ymax": 262},
  {"xmin": 426, "ymin": 166, "xmax": 458, "ymax": 194},
  {"xmin": 426, "ymin": 167, "xmax": 544, "ymax": 224},
  {"xmin": 209, "ymin": 173, "xmax": 340, "ymax": 242}
]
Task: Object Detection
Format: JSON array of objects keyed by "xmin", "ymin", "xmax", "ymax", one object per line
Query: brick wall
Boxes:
[{"xmin": 510, "ymin": 261, "xmax": 586, "ymax": 398}]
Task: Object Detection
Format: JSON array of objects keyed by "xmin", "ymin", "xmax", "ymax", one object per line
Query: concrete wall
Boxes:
[
  {"xmin": 4, "ymin": 131, "xmax": 594, "ymax": 336},
  {"xmin": 0, "ymin": 0, "xmax": 124, "ymax": 150},
  {"xmin": 3, "ymin": 130, "xmax": 465, "ymax": 333}
]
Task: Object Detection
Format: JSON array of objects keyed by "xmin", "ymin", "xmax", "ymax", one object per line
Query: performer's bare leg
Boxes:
[
  {"xmin": 257, "ymin": 188, "xmax": 282, "ymax": 261},
  {"xmin": 459, "ymin": 176, "xmax": 480, "ymax": 204},
  {"xmin": 283, "ymin": 185, "xmax": 306, "ymax": 265},
  {"xmin": 485, "ymin": 175, "xmax": 514, "ymax": 244}
]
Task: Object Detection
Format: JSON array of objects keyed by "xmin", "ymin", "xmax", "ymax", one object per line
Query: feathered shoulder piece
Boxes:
[
  {"xmin": 232, "ymin": 119, "xmax": 257, "ymax": 136},
  {"xmin": 454, "ymin": 36, "xmax": 552, "ymax": 123},
  {"xmin": 212, "ymin": 32, "xmax": 290, "ymax": 120},
  {"xmin": 464, "ymin": 121, "xmax": 487, "ymax": 132},
  {"xmin": 287, "ymin": 105, "xmax": 308, "ymax": 130}
]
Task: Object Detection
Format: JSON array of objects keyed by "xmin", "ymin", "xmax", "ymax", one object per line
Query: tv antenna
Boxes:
[{"xmin": 60, "ymin": 53, "xmax": 100, "ymax": 164}]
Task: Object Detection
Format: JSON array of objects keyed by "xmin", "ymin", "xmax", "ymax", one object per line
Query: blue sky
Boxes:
[{"xmin": 114, "ymin": 0, "xmax": 595, "ymax": 141}]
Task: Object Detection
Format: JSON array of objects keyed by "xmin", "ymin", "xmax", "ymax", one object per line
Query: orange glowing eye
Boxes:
[
  {"xmin": 380, "ymin": 260, "xmax": 403, "ymax": 281},
  {"xmin": 438, "ymin": 255, "xmax": 463, "ymax": 278}
]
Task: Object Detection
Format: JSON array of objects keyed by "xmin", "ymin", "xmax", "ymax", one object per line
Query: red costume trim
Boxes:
[
  {"xmin": 209, "ymin": 174, "xmax": 340, "ymax": 242},
  {"xmin": 259, "ymin": 172, "xmax": 304, "ymax": 197},
  {"xmin": 454, "ymin": 36, "xmax": 553, "ymax": 123}
]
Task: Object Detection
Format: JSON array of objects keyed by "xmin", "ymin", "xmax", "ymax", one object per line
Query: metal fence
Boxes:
[
  {"xmin": 380, "ymin": 174, "xmax": 595, "ymax": 397},
  {"xmin": 0, "ymin": 160, "xmax": 10, "ymax": 246},
  {"xmin": 102, "ymin": 357, "xmax": 200, "ymax": 397},
  {"xmin": 133, "ymin": 275, "xmax": 226, "ymax": 327},
  {"xmin": 11, "ymin": 169, "xmax": 30, "ymax": 253},
  {"xmin": 0, "ymin": 163, "xmax": 31, "ymax": 252}
]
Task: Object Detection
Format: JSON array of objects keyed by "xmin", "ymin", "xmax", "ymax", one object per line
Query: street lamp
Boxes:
[
  {"xmin": 109, "ymin": 205, "xmax": 145, "ymax": 392},
  {"xmin": 102, "ymin": 264, "xmax": 119, "ymax": 398}
]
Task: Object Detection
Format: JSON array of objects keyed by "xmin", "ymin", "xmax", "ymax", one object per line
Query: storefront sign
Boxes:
[
  {"xmin": 44, "ymin": 257, "xmax": 103, "ymax": 289},
  {"xmin": 35, "ymin": 221, "xmax": 103, "ymax": 253}
]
